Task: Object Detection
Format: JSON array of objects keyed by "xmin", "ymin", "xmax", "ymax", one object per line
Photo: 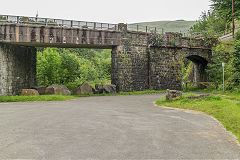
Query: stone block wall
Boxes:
[
  {"xmin": 149, "ymin": 47, "xmax": 183, "ymax": 90},
  {"xmin": 0, "ymin": 43, "xmax": 36, "ymax": 96},
  {"xmin": 111, "ymin": 26, "xmax": 149, "ymax": 92}
]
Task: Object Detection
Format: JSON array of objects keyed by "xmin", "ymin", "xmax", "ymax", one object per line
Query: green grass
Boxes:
[
  {"xmin": 0, "ymin": 90, "xmax": 166, "ymax": 102},
  {"xmin": 117, "ymin": 90, "xmax": 165, "ymax": 95},
  {"xmin": 195, "ymin": 89, "xmax": 240, "ymax": 101},
  {"xmin": 156, "ymin": 95, "xmax": 240, "ymax": 143},
  {"xmin": 0, "ymin": 95, "xmax": 79, "ymax": 102}
]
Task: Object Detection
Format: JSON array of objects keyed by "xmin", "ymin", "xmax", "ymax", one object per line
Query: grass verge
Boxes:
[
  {"xmin": 156, "ymin": 95, "xmax": 240, "ymax": 143},
  {"xmin": 0, "ymin": 90, "xmax": 166, "ymax": 102},
  {"xmin": 195, "ymin": 89, "xmax": 240, "ymax": 101},
  {"xmin": 0, "ymin": 95, "xmax": 79, "ymax": 102}
]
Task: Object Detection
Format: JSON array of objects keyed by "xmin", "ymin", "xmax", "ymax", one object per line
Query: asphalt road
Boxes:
[{"xmin": 0, "ymin": 94, "xmax": 239, "ymax": 159}]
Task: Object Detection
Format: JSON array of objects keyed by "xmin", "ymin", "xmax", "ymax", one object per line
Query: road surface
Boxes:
[{"xmin": 0, "ymin": 94, "xmax": 239, "ymax": 159}]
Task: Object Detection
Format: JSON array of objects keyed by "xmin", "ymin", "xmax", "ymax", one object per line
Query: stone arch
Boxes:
[{"xmin": 183, "ymin": 52, "xmax": 210, "ymax": 86}]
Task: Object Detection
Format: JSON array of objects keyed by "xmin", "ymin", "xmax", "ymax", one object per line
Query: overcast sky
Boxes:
[{"xmin": 1, "ymin": 0, "xmax": 211, "ymax": 24}]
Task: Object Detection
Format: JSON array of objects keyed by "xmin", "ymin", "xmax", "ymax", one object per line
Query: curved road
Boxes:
[{"xmin": 0, "ymin": 94, "xmax": 239, "ymax": 159}]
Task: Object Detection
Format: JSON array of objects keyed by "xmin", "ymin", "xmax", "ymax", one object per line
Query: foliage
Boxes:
[
  {"xmin": 190, "ymin": 11, "xmax": 229, "ymax": 38},
  {"xmin": 211, "ymin": 0, "xmax": 240, "ymax": 22},
  {"xmin": 148, "ymin": 32, "xmax": 164, "ymax": 46},
  {"xmin": 37, "ymin": 48, "xmax": 62, "ymax": 86},
  {"xmin": 206, "ymin": 41, "xmax": 234, "ymax": 89},
  {"xmin": 231, "ymin": 40, "xmax": 240, "ymax": 86},
  {"xmin": 37, "ymin": 48, "xmax": 112, "ymax": 91},
  {"xmin": 182, "ymin": 59, "xmax": 193, "ymax": 82},
  {"xmin": 156, "ymin": 95, "xmax": 240, "ymax": 143},
  {"xmin": 148, "ymin": 32, "xmax": 170, "ymax": 46}
]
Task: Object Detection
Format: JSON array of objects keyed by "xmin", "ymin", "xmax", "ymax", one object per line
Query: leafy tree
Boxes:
[
  {"xmin": 211, "ymin": 0, "xmax": 240, "ymax": 22},
  {"xmin": 206, "ymin": 42, "xmax": 234, "ymax": 89},
  {"xmin": 37, "ymin": 48, "xmax": 62, "ymax": 86},
  {"xmin": 231, "ymin": 40, "xmax": 240, "ymax": 86},
  {"xmin": 36, "ymin": 48, "xmax": 112, "ymax": 91},
  {"xmin": 190, "ymin": 11, "xmax": 229, "ymax": 37},
  {"xmin": 60, "ymin": 50, "xmax": 80, "ymax": 84}
]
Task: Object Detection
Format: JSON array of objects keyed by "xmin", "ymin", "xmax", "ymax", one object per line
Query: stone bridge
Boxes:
[{"xmin": 0, "ymin": 15, "xmax": 213, "ymax": 96}]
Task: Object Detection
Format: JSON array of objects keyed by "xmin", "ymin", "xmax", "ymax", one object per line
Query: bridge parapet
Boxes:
[{"xmin": 0, "ymin": 23, "xmax": 121, "ymax": 48}]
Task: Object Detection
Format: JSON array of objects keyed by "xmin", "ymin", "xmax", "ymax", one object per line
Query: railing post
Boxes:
[
  {"xmin": 146, "ymin": 26, "xmax": 148, "ymax": 33},
  {"xmin": 45, "ymin": 19, "xmax": 48, "ymax": 26},
  {"xmin": 101, "ymin": 23, "xmax": 103, "ymax": 30},
  {"xmin": 108, "ymin": 24, "xmax": 110, "ymax": 30},
  {"xmin": 94, "ymin": 22, "xmax": 96, "ymax": 29},
  {"xmin": 155, "ymin": 27, "xmax": 157, "ymax": 33},
  {"xmin": 137, "ymin": 25, "xmax": 139, "ymax": 32},
  {"xmin": 71, "ymin": 21, "xmax": 73, "ymax": 27},
  {"xmin": 17, "ymin": 16, "xmax": 19, "ymax": 24}
]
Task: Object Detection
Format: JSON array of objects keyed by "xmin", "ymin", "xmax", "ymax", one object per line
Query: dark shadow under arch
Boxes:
[{"xmin": 185, "ymin": 55, "xmax": 208, "ymax": 87}]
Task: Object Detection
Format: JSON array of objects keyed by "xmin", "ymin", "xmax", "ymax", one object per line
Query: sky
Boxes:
[{"xmin": 0, "ymin": 0, "xmax": 211, "ymax": 24}]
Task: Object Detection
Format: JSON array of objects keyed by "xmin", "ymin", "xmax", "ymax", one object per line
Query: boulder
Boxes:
[
  {"xmin": 32, "ymin": 86, "xmax": 47, "ymax": 95},
  {"xmin": 166, "ymin": 89, "xmax": 182, "ymax": 101},
  {"xmin": 103, "ymin": 85, "xmax": 117, "ymax": 94},
  {"xmin": 95, "ymin": 84, "xmax": 117, "ymax": 94},
  {"xmin": 21, "ymin": 89, "xmax": 39, "ymax": 96},
  {"xmin": 74, "ymin": 82, "xmax": 94, "ymax": 95},
  {"xmin": 95, "ymin": 84, "xmax": 104, "ymax": 94},
  {"xmin": 45, "ymin": 84, "xmax": 71, "ymax": 95},
  {"xmin": 61, "ymin": 85, "xmax": 72, "ymax": 95}
]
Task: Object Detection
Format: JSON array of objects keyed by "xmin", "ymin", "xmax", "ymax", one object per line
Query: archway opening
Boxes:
[
  {"xmin": 36, "ymin": 47, "xmax": 112, "ymax": 93},
  {"xmin": 182, "ymin": 55, "xmax": 208, "ymax": 89}
]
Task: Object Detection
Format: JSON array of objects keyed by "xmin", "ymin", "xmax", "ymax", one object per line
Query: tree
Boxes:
[
  {"xmin": 211, "ymin": 0, "xmax": 240, "ymax": 22},
  {"xmin": 190, "ymin": 11, "xmax": 229, "ymax": 37},
  {"xmin": 60, "ymin": 50, "xmax": 80, "ymax": 84},
  {"xmin": 37, "ymin": 48, "xmax": 62, "ymax": 86},
  {"xmin": 231, "ymin": 40, "xmax": 240, "ymax": 86}
]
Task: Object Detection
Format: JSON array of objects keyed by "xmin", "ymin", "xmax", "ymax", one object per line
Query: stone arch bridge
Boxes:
[{"xmin": 0, "ymin": 15, "xmax": 213, "ymax": 96}]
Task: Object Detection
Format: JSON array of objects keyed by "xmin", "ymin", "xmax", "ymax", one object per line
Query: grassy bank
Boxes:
[
  {"xmin": 194, "ymin": 89, "xmax": 240, "ymax": 101},
  {"xmin": 0, "ymin": 90, "xmax": 165, "ymax": 102},
  {"xmin": 156, "ymin": 95, "xmax": 240, "ymax": 143}
]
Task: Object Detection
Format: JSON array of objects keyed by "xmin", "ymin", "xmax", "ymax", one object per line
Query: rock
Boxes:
[
  {"xmin": 95, "ymin": 84, "xmax": 117, "ymax": 94},
  {"xmin": 186, "ymin": 94, "xmax": 210, "ymax": 99},
  {"xmin": 32, "ymin": 86, "xmax": 46, "ymax": 95},
  {"xmin": 74, "ymin": 82, "xmax": 94, "ymax": 95},
  {"xmin": 103, "ymin": 85, "xmax": 117, "ymax": 94},
  {"xmin": 95, "ymin": 84, "xmax": 104, "ymax": 94},
  {"xmin": 21, "ymin": 89, "xmax": 39, "ymax": 96},
  {"xmin": 61, "ymin": 85, "xmax": 71, "ymax": 95},
  {"xmin": 45, "ymin": 84, "xmax": 71, "ymax": 95},
  {"xmin": 166, "ymin": 89, "xmax": 182, "ymax": 101}
]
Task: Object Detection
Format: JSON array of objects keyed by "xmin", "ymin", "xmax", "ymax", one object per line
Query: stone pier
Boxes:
[{"xmin": 0, "ymin": 43, "xmax": 36, "ymax": 96}]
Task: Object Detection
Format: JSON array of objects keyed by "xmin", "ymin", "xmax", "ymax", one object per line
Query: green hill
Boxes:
[{"xmin": 130, "ymin": 20, "xmax": 196, "ymax": 34}]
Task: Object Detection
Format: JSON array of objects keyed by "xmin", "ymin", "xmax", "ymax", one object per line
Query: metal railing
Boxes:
[
  {"xmin": 185, "ymin": 26, "xmax": 240, "ymax": 39},
  {"xmin": 0, "ymin": 14, "xmax": 208, "ymax": 36},
  {"xmin": 127, "ymin": 24, "xmax": 165, "ymax": 34},
  {"xmin": 0, "ymin": 14, "xmax": 118, "ymax": 31}
]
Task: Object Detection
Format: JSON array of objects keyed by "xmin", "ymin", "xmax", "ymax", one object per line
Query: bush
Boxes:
[{"xmin": 37, "ymin": 48, "xmax": 111, "ymax": 91}]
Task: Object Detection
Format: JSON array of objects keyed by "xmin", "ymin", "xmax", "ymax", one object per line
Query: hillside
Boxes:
[{"xmin": 131, "ymin": 20, "xmax": 196, "ymax": 34}]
